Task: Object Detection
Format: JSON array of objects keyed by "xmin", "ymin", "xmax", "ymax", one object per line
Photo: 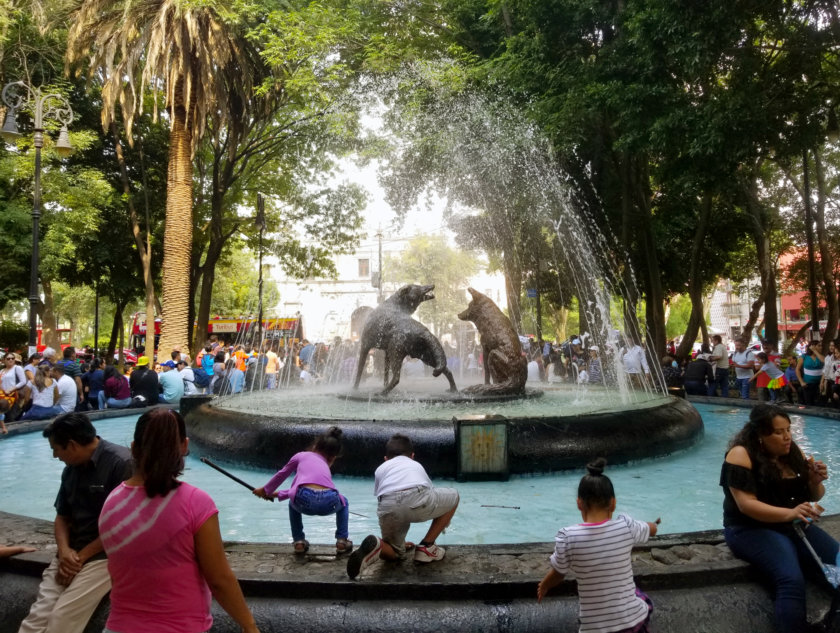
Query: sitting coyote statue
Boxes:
[{"xmin": 458, "ymin": 287, "xmax": 527, "ymax": 395}]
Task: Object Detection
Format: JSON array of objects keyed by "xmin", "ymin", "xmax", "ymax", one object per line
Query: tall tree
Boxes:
[{"xmin": 66, "ymin": 0, "xmax": 264, "ymax": 354}]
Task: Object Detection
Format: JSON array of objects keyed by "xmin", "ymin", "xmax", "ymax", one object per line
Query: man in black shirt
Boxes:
[
  {"xmin": 17, "ymin": 413, "xmax": 132, "ymax": 633},
  {"xmin": 128, "ymin": 356, "xmax": 159, "ymax": 406}
]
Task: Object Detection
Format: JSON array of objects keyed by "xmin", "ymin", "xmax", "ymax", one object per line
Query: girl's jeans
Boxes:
[
  {"xmin": 289, "ymin": 486, "xmax": 348, "ymax": 541},
  {"xmin": 97, "ymin": 392, "xmax": 133, "ymax": 409},
  {"xmin": 725, "ymin": 523, "xmax": 839, "ymax": 633}
]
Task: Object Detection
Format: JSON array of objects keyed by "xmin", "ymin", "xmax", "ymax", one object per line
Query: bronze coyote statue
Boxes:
[
  {"xmin": 353, "ymin": 284, "xmax": 457, "ymax": 396},
  {"xmin": 458, "ymin": 287, "xmax": 527, "ymax": 395}
]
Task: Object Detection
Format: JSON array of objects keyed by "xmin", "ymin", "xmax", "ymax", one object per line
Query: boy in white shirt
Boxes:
[{"xmin": 347, "ymin": 434, "xmax": 459, "ymax": 579}]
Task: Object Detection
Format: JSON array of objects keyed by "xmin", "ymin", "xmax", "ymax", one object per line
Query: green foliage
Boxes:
[
  {"xmin": 665, "ymin": 295, "xmax": 693, "ymax": 341},
  {"xmin": 0, "ymin": 319, "xmax": 28, "ymax": 351},
  {"xmin": 384, "ymin": 234, "xmax": 479, "ymax": 337},
  {"xmin": 207, "ymin": 245, "xmax": 280, "ymax": 317}
]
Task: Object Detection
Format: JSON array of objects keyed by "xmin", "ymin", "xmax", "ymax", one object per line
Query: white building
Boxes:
[{"xmin": 270, "ymin": 232, "xmax": 507, "ymax": 343}]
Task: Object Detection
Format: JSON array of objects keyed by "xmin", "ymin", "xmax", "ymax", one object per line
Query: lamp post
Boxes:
[{"xmin": 1, "ymin": 81, "xmax": 73, "ymax": 356}]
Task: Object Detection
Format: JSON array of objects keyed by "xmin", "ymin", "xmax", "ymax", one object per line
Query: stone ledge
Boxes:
[{"xmin": 2, "ymin": 511, "xmax": 839, "ymax": 632}]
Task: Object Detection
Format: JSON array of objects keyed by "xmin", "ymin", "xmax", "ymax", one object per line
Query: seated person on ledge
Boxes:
[
  {"xmin": 17, "ymin": 413, "xmax": 132, "ymax": 633},
  {"xmin": 347, "ymin": 433, "xmax": 459, "ymax": 579},
  {"xmin": 721, "ymin": 403, "xmax": 837, "ymax": 633}
]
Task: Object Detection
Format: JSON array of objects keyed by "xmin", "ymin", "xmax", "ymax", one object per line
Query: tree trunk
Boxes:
[
  {"xmin": 158, "ymin": 85, "xmax": 194, "ymax": 357},
  {"xmin": 635, "ymin": 160, "xmax": 665, "ymax": 357},
  {"xmin": 675, "ymin": 193, "xmax": 713, "ymax": 358},
  {"xmin": 40, "ymin": 279, "xmax": 60, "ymax": 349},
  {"xmin": 813, "ymin": 148, "xmax": 839, "ymax": 347},
  {"xmin": 741, "ymin": 165, "xmax": 771, "ymax": 341},
  {"xmin": 107, "ymin": 300, "xmax": 126, "ymax": 363},
  {"xmin": 503, "ymin": 254, "xmax": 523, "ymax": 332},
  {"xmin": 619, "ymin": 153, "xmax": 640, "ymax": 342},
  {"xmin": 110, "ymin": 122, "xmax": 156, "ymax": 336},
  {"xmin": 546, "ymin": 305, "xmax": 568, "ymax": 343},
  {"xmin": 192, "ymin": 136, "xmax": 242, "ymax": 355}
]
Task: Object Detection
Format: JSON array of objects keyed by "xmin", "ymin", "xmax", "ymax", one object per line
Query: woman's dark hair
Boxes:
[
  {"xmin": 88, "ymin": 357, "xmax": 102, "ymax": 371},
  {"xmin": 103, "ymin": 365, "xmax": 120, "ymax": 381},
  {"xmin": 312, "ymin": 426, "xmax": 343, "ymax": 460},
  {"xmin": 729, "ymin": 404, "xmax": 807, "ymax": 482},
  {"xmin": 577, "ymin": 457, "xmax": 615, "ymax": 510},
  {"xmin": 215, "ymin": 351, "xmax": 226, "ymax": 363},
  {"xmin": 132, "ymin": 409, "xmax": 187, "ymax": 498}
]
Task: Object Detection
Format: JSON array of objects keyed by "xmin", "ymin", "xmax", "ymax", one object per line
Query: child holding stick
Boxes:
[{"xmin": 253, "ymin": 426, "xmax": 351, "ymax": 555}]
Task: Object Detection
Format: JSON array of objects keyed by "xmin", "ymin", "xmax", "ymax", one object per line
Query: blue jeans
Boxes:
[
  {"xmin": 725, "ymin": 523, "xmax": 839, "ymax": 633},
  {"xmin": 21, "ymin": 404, "xmax": 62, "ymax": 420},
  {"xmin": 735, "ymin": 377, "xmax": 751, "ymax": 399},
  {"xmin": 98, "ymin": 392, "xmax": 133, "ymax": 409},
  {"xmin": 289, "ymin": 486, "xmax": 348, "ymax": 542}
]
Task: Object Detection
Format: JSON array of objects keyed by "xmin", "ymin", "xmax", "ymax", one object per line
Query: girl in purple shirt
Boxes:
[{"xmin": 253, "ymin": 426, "xmax": 351, "ymax": 555}]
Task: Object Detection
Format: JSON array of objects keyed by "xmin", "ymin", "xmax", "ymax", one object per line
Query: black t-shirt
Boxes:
[
  {"xmin": 54, "ymin": 438, "xmax": 132, "ymax": 555},
  {"xmin": 684, "ymin": 359, "xmax": 714, "ymax": 383},
  {"xmin": 129, "ymin": 367, "xmax": 160, "ymax": 404},
  {"xmin": 720, "ymin": 459, "xmax": 810, "ymax": 529}
]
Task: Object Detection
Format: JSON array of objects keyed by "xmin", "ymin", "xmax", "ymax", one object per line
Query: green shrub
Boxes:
[{"xmin": 0, "ymin": 321, "xmax": 29, "ymax": 352}]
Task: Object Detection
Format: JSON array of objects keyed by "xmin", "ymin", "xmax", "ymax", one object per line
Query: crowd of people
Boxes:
[
  {"xmin": 0, "ymin": 346, "xmax": 191, "ymax": 424},
  {"xmin": 664, "ymin": 335, "xmax": 840, "ymax": 408}
]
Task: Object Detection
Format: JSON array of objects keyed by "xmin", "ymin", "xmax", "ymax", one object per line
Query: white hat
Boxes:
[{"xmin": 589, "ymin": 345, "xmax": 599, "ymax": 352}]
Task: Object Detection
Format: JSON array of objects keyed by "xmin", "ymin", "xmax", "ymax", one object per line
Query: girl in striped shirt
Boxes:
[{"xmin": 537, "ymin": 458, "xmax": 660, "ymax": 633}]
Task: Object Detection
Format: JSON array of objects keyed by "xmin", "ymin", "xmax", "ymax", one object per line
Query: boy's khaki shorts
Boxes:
[{"xmin": 377, "ymin": 485, "xmax": 459, "ymax": 557}]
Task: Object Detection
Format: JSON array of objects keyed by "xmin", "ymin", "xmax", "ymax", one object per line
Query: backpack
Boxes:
[
  {"xmin": 192, "ymin": 367, "xmax": 211, "ymax": 388},
  {"xmin": 212, "ymin": 373, "xmax": 232, "ymax": 396}
]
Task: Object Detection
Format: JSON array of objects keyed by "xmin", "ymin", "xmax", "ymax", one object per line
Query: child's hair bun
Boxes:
[
  {"xmin": 327, "ymin": 426, "xmax": 343, "ymax": 440},
  {"xmin": 585, "ymin": 457, "xmax": 607, "ymax": 477}
]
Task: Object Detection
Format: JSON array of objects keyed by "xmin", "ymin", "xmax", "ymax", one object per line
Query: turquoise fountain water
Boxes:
[{"xmin": 2, "ymin": 404, "xmax": 838, "ymax": 546}]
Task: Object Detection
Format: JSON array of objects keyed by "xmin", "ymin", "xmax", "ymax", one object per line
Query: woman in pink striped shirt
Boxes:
[{"xmin": 99, "ymin": 409, "xmax": 259, "ymax": 633}]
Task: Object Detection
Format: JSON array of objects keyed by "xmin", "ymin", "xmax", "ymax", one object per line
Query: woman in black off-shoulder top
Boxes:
[{"xmin": 720, "ymin": 403, "xmax": 837, "ymax": 633}]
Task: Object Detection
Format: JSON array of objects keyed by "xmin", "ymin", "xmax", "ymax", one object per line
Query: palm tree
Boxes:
[{"xmin": 66, "ymin": 0, "xmax": 261, "ymax": 355}]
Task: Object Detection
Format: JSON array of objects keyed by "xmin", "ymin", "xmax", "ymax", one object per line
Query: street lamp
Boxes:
[{"xmin": 1, "ymin": 81, "xmax": 74, "ymax": 356}]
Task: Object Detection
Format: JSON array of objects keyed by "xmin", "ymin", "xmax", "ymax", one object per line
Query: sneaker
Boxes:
[
  {"xmin": 414, "ymin": 543, "xmax": 445, "ymax": 563},
  {"xmin": 346, "ymin": 534, "xmax": 382, "ymax": 579}
]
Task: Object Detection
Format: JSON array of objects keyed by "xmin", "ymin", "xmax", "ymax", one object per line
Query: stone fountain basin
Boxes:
[{"xmin": 184, "ymin": 394, "xmax": 703, "ymax": 477}]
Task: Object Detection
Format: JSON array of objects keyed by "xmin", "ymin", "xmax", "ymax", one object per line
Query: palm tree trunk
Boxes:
[{"xmin": 158, "ymin": 88, "xmax": 194, "ymax": 357}]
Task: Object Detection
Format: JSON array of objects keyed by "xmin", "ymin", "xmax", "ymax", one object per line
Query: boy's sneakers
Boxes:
[
  {"xmin": 414, "ymin": 543, "xmax": 445, "ymax": 563},
  {"xmin": 346, "ymin": 534, "xmax": 382, "ymax": 579}
]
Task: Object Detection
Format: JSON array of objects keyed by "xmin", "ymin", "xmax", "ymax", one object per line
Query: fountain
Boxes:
[{"xmin": 183, "ymin": 289, "xmax": 701, "ymax": 478}]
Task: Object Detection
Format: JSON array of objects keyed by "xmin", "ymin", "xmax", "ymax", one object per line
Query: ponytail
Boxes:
[
  {"xmin": 312, "ymin": 426, "xmax": 343, "ymax": 460},
  {"xmin": 577, "ymin": 457, "xmax": 615, "ymax": 510},
  {"xmin": 132, "ymin": 409, "xmax": 186, "ymax": 497}
]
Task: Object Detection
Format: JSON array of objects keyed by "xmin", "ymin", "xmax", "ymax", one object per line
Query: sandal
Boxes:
[
  {"xmin": 336, "ymin": 538, "xmax": 353, "ymax": 555},
  {"xmin": 293, "ymin": 539, "xmax": 309, "ymax": 554}
]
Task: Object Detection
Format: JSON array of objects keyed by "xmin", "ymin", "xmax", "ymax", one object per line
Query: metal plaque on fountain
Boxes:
[{"xmin": 454, "ymin": 414, "xmax": 509, "ymax": 482}]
